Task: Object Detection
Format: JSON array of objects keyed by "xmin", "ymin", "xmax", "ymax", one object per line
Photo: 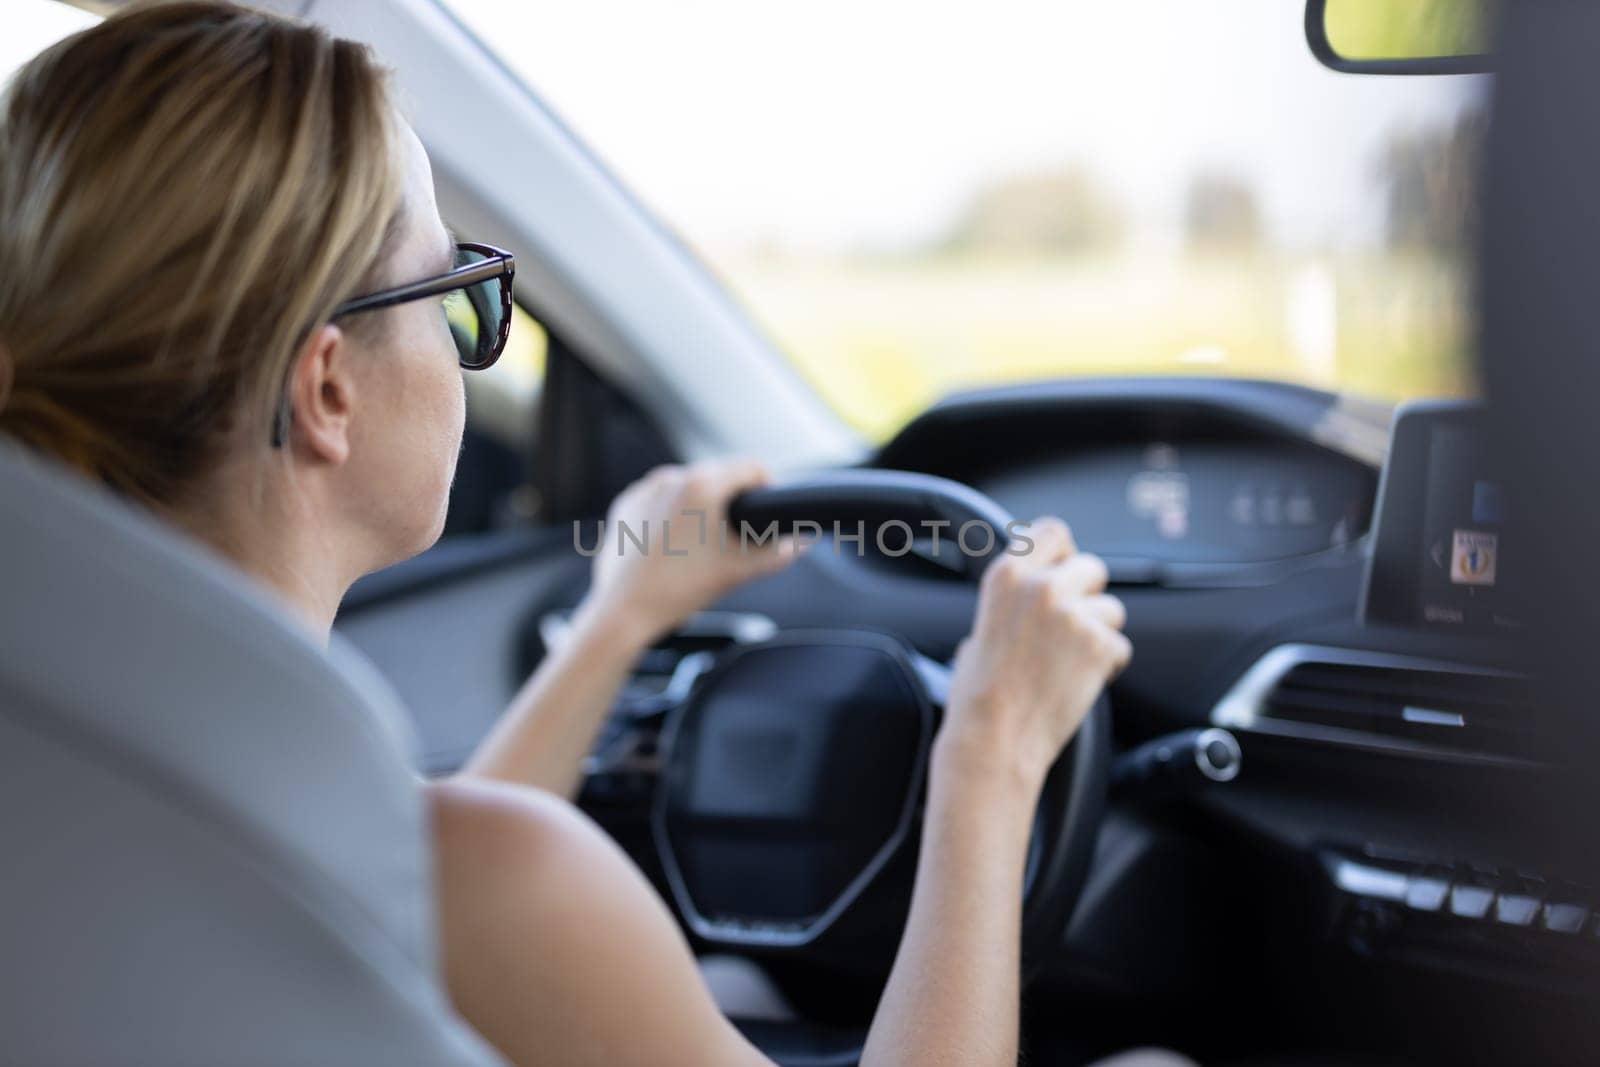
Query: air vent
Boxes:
[
  {"xmin": 538, "ymin": 609, "xmax": 776, "ymax": 709},
  {"xmin": 1213, "ymin": 644, "xmax": 1540, "ymax": 766}
]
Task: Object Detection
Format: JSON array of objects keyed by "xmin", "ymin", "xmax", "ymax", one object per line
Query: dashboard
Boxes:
[{"xmin": 334, "ymin": 375, "xmax": 1582, "ymax": 1059}]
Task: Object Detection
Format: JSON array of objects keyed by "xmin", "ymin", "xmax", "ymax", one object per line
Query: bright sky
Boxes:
[
  {"xmin": 6, "ymin": 1, "xmax": 1483, "ymax": 256},
  {"xmin": 444, "ymin": 0, "xmax": 1485, "ymax": 255}
]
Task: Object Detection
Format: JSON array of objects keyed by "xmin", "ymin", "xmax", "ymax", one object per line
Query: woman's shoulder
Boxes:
[
  {"xmin": 427, "ymin": 776, "xmax": 660, "ymax": 931},
  {"xmin": 427, "ymin": 776, "xmax": 607, "ymax": 868},
  {"xmin": 425, "ymin": 776, "xmax": 763, "ymax": 1065}
]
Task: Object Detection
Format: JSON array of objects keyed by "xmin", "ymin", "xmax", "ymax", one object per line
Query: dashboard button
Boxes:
[
  {"xmin": 1404, "ymin": 876, "xmax": 1451, "ymax": 912},
  {"xmin": 1329, "ymin": 858, "xmax": 1408, "ymax": 902},
  {"xmin": 1494, "ymin": 894, "xmax": 1541, "ymax": 927},
  {"xmin": 1541, "ymin": 903, "xmax": 1589, "ymax": 934},
  {"xmin": 1449, "ymin": 885, "xmax": 1495, "ymax": 920}
]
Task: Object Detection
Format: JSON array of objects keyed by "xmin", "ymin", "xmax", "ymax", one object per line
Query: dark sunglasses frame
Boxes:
[
  {"xmin": 271, "ymin": 241, "xmax": 516, "ymax": 447},
  {"xmin": 334, "ymin": 240, "xmax": 516, "ymax": 370}
]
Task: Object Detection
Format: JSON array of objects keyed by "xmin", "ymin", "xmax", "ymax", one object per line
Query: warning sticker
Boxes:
[{"xmin": 1450, "ymin": 529, "xmax": 1497, "ymax": 586}]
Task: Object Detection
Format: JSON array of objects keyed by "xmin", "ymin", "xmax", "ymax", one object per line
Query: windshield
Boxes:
[{"xmin": 449, "ymin": 0, "xmax": 1487, "ymax": 440}]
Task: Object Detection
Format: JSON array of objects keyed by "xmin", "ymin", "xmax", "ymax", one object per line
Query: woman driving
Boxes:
[{"xmin": 0, "ymin": 4, "xmax": 1143, "ymax": 1065}]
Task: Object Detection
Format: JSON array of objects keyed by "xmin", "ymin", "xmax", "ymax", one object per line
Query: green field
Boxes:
[{"xmin": 723, "ymin": 251, "xmax": 1475, "ymax": 440}]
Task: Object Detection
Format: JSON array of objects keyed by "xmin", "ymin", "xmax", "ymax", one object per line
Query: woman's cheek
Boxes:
[{"xmin": 436, "ymin": 366, "xmax": 466, "ymax": 492}]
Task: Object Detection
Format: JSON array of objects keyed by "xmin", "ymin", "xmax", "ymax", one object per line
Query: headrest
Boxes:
[{"xmin": 0, "ymin": 438, "xmax": 433, "ymax": 970}]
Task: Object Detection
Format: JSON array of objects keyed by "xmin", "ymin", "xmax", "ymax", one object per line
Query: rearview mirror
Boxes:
[{"xmin": 1306, "ymin": 0, "xmax": 1494, "ymax": 74}]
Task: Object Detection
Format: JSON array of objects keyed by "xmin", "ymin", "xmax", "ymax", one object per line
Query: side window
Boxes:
[
  {"xmin": 2, "ymin": 4, "xmax": 98, "ymax": 76},
  {"xmin": 444, "ymin": 303, "xmax": 546, "ymax": 536}
]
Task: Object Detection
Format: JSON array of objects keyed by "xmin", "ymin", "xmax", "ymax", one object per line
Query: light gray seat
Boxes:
[{"xmin": 0, "ymin": 439, "xmax": 502, "ymax": 1066}]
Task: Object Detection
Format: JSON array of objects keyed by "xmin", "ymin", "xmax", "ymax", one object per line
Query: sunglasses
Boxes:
[
  {"xmin": 336, "ymin": 240, "xmax": 517, "ymax": 370},
  {"xmin": 271, "ymin": 241, "xmax": 516, "ymax": 446}
]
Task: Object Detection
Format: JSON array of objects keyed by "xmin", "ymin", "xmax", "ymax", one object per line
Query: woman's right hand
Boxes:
[{"xmin": 936, "ymin": 516, "xmax": 1131, "ymax": 801}]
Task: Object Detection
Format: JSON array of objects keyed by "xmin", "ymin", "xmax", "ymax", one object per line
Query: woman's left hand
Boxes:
[{"xmin": 578, "ymin": 459, "xmax": 801, "ymax": 645}]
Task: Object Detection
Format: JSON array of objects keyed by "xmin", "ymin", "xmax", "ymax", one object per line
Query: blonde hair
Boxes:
[{"xmin": 0, "ymin": 0, "xmax": 404, "ymax": 506}]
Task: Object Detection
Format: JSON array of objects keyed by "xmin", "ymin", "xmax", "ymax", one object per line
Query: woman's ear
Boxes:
[{"xmin": 285, "ymin": 323, "xmax": 354, "ymax": 466}]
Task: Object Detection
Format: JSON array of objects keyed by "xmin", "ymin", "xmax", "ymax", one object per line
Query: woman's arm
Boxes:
[
  {"xmin": 436, "ymin": 518, "xmax": 1128, "ymax": 1067},
  {"xmin": 863, "ymin": 518, "xmax": 1128, "ymax": 1065},
  {"xmin": 859, "ymin": 751, "xmax": 1037, "ymax": 1066},
  {"xmin": 460, "ymin": 597, "xmax": 654, "ymax": 797},
  {"xmin": 462, "ymin": 459, "xmax": 797, "ymax": 796}
]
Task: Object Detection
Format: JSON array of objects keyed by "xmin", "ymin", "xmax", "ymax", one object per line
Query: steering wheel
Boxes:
[{"xmin": 650, "ymin": 470, "xmax": 1110, "ymax": 981}]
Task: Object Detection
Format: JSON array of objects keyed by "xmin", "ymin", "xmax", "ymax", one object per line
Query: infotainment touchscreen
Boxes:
[{"xmin": 1362, "ymin": 402, "xmax": 1523, "ymax": 633}]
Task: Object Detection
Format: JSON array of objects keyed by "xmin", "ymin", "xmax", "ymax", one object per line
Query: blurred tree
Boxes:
[
  {"xmin": 1183, "ymin": 172, "xmax": 1262, "ymax": 251},
  {"xmin": 940, "ymin": 165, "xmax": 1125, "ymax": 257},
  {"xmin": 1381, "ymin": 108, "xmax": 1486, "ymax": 253},
  {"xmin": 1324, "ymin": 0, "xmax": 1488, "ymax": 61}
]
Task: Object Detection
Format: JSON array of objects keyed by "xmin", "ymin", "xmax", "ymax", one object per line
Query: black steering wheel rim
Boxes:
[
  {"xmin": 728, "ymin": 469, "xmax": 1016, "ymax": 580},
  {"xmin": 1023, "ymin": 693, "xmax": 1110, "ymax": 977}
]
